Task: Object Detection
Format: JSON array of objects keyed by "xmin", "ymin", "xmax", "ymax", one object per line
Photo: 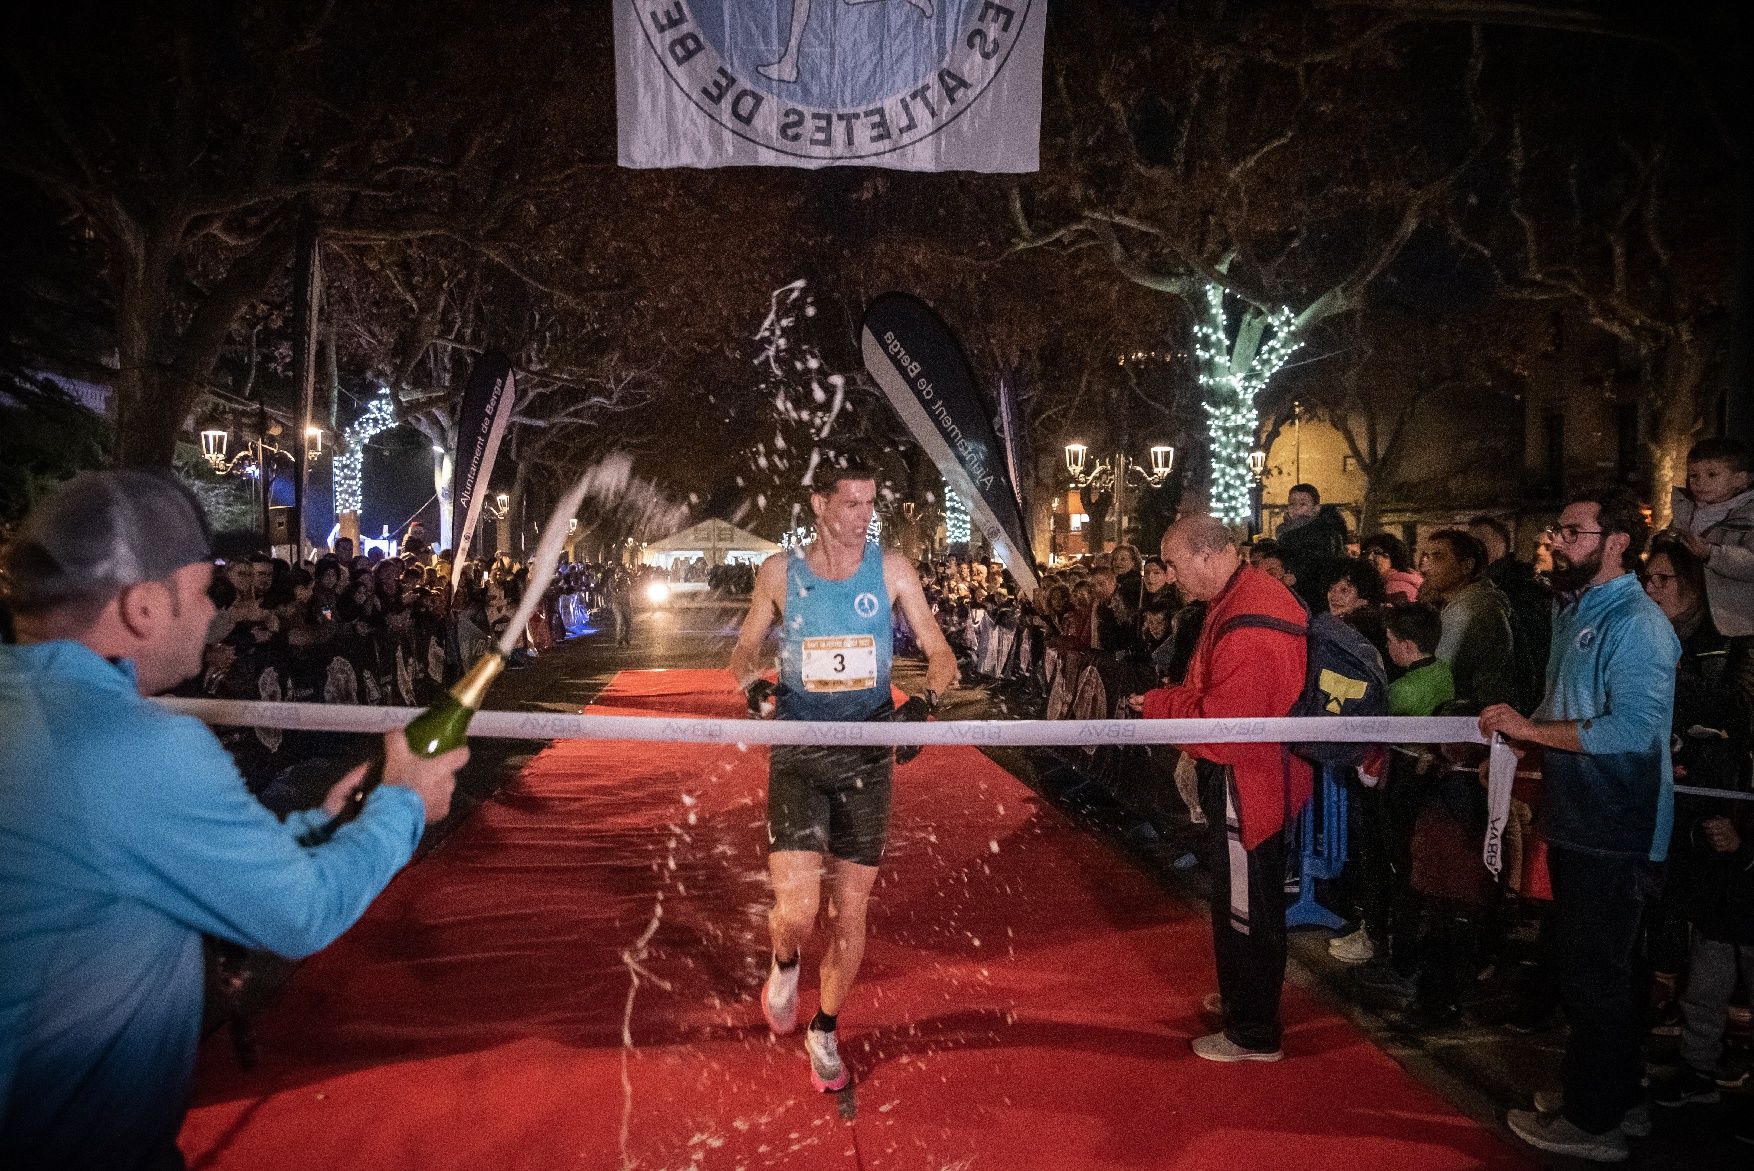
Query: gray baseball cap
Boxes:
[{"xmin": 1, "ymin": 469, "xmax": 214, "ymax": 611}]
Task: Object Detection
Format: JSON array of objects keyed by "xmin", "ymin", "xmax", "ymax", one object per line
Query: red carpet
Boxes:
[{"xmin": 181, "ymin": 670, "xmax": 1528, "ymax": 1170}]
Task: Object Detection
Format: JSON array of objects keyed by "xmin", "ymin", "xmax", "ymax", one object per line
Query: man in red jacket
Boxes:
[{"xmin": 1133, "ymin": 515, "xmax": 1312, "ymax": 1061}]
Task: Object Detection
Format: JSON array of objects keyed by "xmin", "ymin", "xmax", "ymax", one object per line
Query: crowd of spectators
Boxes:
[
  {"xmin": 914, "ymin": 461, "xmax": 1754, "ymax": 1144},
  {"xmin": 651, "ymin": 555, "xmax": 758, "ymax": 594},
  {"xmin": 183, "ymin": 535, "xmax": 641, "ymax": 807}
]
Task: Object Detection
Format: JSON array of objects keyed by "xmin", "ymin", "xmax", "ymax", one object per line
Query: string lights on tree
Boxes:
[
  {"xmin": 333, "ymin": 387, "xmax": 398, "ymax": 517},
  {"xmin": 1193, "ymin": 281, "xmax": 1303, "ymax": 525},
  {"xmin": 943, "ymin": 482, "xmax": 971, "ymax": 544}
]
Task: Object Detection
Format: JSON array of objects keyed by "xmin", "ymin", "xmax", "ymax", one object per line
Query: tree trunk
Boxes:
[
  {"xmin": 114, "ymin": 225, "xmax": 291, "ymax": 468},
  {"xmin": 1357, "ymin": 472, "xmax": 1381, "ymax": 541},
  {"xmin": 433, "ymin": 448, "xmax": 455, "ymax": 551},
  {"xmin": 506, "ymin": 460, "xmax": 531, "ymax": 560},
  {"xmin": 114, "ymin": 234, "xmax": 175, "ymax": 467},
  {"xmin": 1645, "ymin": 331, "xmax": 1710, "ymax": 531},
  {"xmin": 339, "ymin": 509, "xmax": 361, "ymax": 549}
]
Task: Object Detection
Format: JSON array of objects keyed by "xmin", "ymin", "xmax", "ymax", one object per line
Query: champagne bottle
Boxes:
[
  {"xmin": 404, "ymin": 651, "xmax": 505, "ymax": 756},
  {"xmin": 297, "ymin": 652, "xmax": 504, "ymax": 846}
]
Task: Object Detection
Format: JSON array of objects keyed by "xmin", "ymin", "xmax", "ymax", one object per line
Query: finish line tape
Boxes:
[
  {"xmin": 1675, "ymin": 784, "xmax": 1754, "ymax": 803},
  {"xmin": 156, "ymin": 697, "xmax": 1492, "ymax": 749},
  {"xmin": 158, "ymin": 696, "xmax": 1524, "ymax": 874}
]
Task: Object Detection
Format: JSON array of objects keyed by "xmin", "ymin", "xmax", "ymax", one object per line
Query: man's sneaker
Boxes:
[
  {"xmin": 1506, "ymin": 1109, "xmax": 1629, "ymax": 1163},
  {"xmin": 1532, "ymin": 1091, "xmax": 1650, "ymax": 1138},
  {"xmin": 1652, "ymin": 1066, "xmax": 1721, "ymax": 1107},
  {"xmin": 805, "ymin": 1025, "xmax": 850, "ymax": 1092},
  {"xmin": 1328, "ymin": 927, "xmax": 1376, "ymax": 964},
  {"xmin": 762, "ymin": 959, "xmax": 799, "ymax": 1036},
  {"xmin": 1190, "ymin": 1032, "xmax": 1282, "ymax": 1063}
]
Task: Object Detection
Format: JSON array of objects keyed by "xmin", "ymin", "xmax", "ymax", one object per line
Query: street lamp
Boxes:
[
  {"xmin": 1064, "ymin": 441, "xmax": 1175, "ymax": 489},
  {"xmin": 1063, "ymin": 441, "xmax": 1176, "ymax": 551},
  {"xmin": 1248, "ymin": 448, "xmax": 1267, "ymax": 478},
  {"xmin": 200, "ymin": 427, "xmax": 229, "ymax": 470},
  {"xmin": 201, "ymin": 422, "xmax": 296, "ymax": 545},
  {"xmin": 305, "ymin": 426, "xmax": 325, "ymax": 455}
]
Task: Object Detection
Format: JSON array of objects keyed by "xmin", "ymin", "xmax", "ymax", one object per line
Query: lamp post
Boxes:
[
  {"xmin": 203, "ymin": 420, "xmax": 308, "ymax": 548},
  {"xmin": 1064, "ymin": 441, "xmax": 1175, "ymax": 552},
  {"xmin": 200, "ymin": 428, "xmax": 229, "ymax": 468},
  {"xmin": 486, "ymin": 492, "xmax": 512, "ymax": 561},
  {"xmin": 1248, "ymin": 447, "xmax": 1268, "ymax": 535},
  {"xmin": 898, "ymin": 500, "xmax": 923, "ymax": 559}
]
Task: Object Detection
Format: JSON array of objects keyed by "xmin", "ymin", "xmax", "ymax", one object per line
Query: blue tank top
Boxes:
[{"xmin": 777, "ymin": 541, "xmax": 893, "ymax": 722}]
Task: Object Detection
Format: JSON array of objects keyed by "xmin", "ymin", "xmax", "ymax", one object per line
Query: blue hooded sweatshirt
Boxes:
[{"xmin": 0, "ymin": 641, "xmax": 425, "ymax": 1169}]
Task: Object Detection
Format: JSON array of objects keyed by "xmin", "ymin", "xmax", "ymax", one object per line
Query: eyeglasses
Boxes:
[{"xmin": 1543, "ymin": 524, "xmax": 1604, "ymax": 544}]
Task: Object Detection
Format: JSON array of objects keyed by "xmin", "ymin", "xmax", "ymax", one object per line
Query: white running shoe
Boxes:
[
  {"xmin": 763, "ymin": 959, "xmax": 799, "ymax": 1036},
  {"xmin": 805, "ymin": 1025, "xmax": 850, "ymax": 1092},
  {"xmin": 1533, "ymin": 1090, "xmax": 1650, "ymax": 1138},
  {"xmin": 1506, "ymin": 1109, "xmax": 1629, "ymax": 1162},
  {"xmin": 1190, "ymin": 1031, "xmax": 1282, "ymax": 1063},
  {"xmin": 1327, "ymin": 927, "xmax": 1377, "ymax": 964}
]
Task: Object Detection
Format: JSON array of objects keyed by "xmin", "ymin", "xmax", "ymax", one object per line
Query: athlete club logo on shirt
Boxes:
[
  {"xmin": 632, "ymin": 0, "xmax": 1033, "ymax": 160},
  {"xmin": 853, "ymin": 591, "xmax": 881, "ymax": 619}
]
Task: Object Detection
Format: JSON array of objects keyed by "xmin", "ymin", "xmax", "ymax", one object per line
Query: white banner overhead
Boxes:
[{"xmin": 615, "ymin": 0, "xmax": 1044, "ymax": 172}]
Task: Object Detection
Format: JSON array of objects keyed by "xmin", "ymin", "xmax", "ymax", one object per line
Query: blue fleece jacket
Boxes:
[
  {"xmin": 1534, "ymin": 573, "xmax": 1681, "ymax": 862},
  {"xmin": 0, "ymin": 641, "xmax": 425, "ymax": 1170}
]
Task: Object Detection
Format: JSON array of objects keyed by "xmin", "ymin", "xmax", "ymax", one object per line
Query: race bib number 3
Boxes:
[{"xmin": 801, "ymin": 635, "xmax": 877, "ymax": 693}]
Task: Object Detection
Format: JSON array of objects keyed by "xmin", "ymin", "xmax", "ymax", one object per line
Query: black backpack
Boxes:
[{"xmin": 1218, "ymin": 607, "xmax": 1389, "ymax": 767}]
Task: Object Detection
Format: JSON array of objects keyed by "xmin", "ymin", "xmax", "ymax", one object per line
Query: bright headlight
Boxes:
[{"xmin": 645, "ymin": 581, "xmax": 670, "ymax": 605}]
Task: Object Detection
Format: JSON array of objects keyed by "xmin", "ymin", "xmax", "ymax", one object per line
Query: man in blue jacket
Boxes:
[
  {"xmin": 1481, "ymin": 488, "xmax": 1680, "ymax": 1163},
  {"xmin": 0, "ymin": 471, "xmax": 467, "ymax": 1171}
]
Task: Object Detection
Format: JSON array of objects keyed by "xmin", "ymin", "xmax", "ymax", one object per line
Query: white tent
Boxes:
[{"xmin": 641, "ymin": 519, "xmax": 780, "ymax": 570}]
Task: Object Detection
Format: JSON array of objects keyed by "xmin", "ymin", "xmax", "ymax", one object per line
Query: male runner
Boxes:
[{"xmin": 729, "ymin": 460, "xmax": 957, "ymax": 1092}]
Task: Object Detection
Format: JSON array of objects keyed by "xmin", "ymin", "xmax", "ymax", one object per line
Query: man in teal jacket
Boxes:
[
  {"xmin": 1482, "ymin": 488, "xmax": 1680, "ymax": 1164},
  {"xmin": 0, "ymin": 471, "xmax": 466, "ymax": 1170}
]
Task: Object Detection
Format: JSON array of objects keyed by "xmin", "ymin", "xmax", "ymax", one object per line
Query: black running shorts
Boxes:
[{"xmin": 767, "ymin": 745, "xmax": 894, "ymax": 867}]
